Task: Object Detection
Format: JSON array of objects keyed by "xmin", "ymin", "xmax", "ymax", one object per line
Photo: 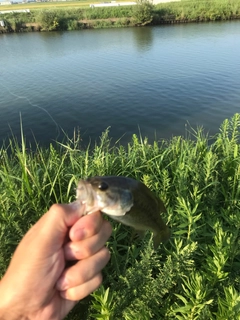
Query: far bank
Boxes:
[{"xmin": 0, "ymin": 0, "xmax": 240, "ymax": 33}]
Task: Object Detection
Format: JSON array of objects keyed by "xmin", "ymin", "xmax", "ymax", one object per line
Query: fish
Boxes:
[{"xmin": 76, "ymin": 176, "xmax": 171, "ymax": 249}]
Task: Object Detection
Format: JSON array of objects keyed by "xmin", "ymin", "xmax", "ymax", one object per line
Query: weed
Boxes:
[{"xmin": 1, "ymin": 115, "xmax": 240, "ymax": 319}]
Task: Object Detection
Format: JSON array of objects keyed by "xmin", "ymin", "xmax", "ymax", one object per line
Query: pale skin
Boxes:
[{"xmin": 0, "ymin": 202, "xmax": 112, "ymax": 320}]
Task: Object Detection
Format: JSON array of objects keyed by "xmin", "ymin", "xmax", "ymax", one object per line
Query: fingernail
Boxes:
[{"xmin": 57, "ymin": 276, "xmax": 69, "ymax": 291}]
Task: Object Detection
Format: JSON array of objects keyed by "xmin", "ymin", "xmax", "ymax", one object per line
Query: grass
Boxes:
[
  {"xmin": 0, "ymin": 5, "xmax": 134, "ymax": 31},
  {"xmin": 154, "ymin": 0, "xmax": 240, "ymax": 22},
  {"xmin": 1, "ymin": 114, "xmax": 240, "ymax": 319}
]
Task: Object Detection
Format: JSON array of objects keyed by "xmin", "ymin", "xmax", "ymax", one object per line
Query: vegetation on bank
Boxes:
[
  {"xmin": 0, "ymin": 0, "xmax": 240, "ymax": 32},
  {"xmin": 0, "ymin": 114, "xmax": 240, "ymax": 319}
]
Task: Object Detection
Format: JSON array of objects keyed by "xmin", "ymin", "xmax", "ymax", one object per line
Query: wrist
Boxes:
[
  {"xmin": 0, "ymin": 289, "xmax": 29, "ymax": 320},
  {"xmin": 0, "ymin": 309, "xmax": 29, "ymax": 320},
  {"xmin": 0, "ymin": 274, "xmax": 29, "ymax": 320}
]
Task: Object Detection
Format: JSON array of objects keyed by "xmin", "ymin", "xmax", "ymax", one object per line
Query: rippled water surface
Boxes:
[{"xmin": 1, "ymin": 21, "xmax": 240, "ymax": 146}]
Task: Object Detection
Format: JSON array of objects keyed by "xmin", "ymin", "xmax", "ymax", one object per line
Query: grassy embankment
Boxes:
[
  {"xmin": 0, "ymin": 0, "xmax": 240, "ymax": 32},
  {"xmin": 0, "ymin": 114, "xmax": 240, "ymax": 319}
]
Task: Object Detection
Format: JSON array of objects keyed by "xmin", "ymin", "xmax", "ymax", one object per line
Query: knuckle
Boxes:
[
  {"xmin": 101, "ymin": 246, "xmax": 111, "ymax": 262},
  {"xmin": 103, "ymin": 220, "xmax": 113, "ymax": 236},
  {"xmin": 95, "ymin": 273, "xmax": 103, "ymax": 288}
]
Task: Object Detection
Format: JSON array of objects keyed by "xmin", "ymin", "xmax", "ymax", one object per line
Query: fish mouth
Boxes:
[
  {"xmin": 76, "ymin": 181, "xmax": 99, "ymax": 214},
  {"xmin": 76, "ymin": 181, "xmax": 93, "ymax": 203}
]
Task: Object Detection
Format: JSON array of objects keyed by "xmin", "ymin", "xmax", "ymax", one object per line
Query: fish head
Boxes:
[{"xmin": 77, "ymin": 176, "xmax": 134, "ymax": 216}]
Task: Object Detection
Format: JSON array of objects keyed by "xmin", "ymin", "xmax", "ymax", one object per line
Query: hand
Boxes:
[{"xmin": 0, "ymin": 202, "xmax": 112, "ymax": 320}]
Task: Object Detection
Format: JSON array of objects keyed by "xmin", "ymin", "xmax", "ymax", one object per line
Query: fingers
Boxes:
[
  {"xmin": 64, "ymin": 219, "xmax": 112, "ymax": 260},
  {"xmin": 58, "ymin": 211, "xmax": 112, "ymax": 301},
  {"xmin": 57, "ymin": 247, "xmax": 110, "ymax": 300},
  {"xmin": 60, "ymin": 274, "xmax": 103, "ymax": 301},
  {"xmin": 69, "ymin": 211, "xmax": 104, "ymax": 242}
]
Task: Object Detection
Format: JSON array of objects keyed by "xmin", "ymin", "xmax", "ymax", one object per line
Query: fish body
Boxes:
[{"xmin": 77, "ymin": 176, "xmax": 171, "ymax": 248}]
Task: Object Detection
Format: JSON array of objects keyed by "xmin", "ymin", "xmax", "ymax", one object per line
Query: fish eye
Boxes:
[{"xmin": 98, "ymin": 182, "xmax": 108, "ymax": 191}]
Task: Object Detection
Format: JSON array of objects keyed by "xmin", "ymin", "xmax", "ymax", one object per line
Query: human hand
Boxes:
[{"xmin": 0, "ymin": 202, "xmax": 112, "ymax": 320}]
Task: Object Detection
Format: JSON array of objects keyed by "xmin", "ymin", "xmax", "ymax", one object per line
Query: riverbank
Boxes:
[
  {"xmin": 0, "ymin": 114, "xmax": 240, "ymax": 319},
  {"xmin": 0, "ymin": 0, "xmax": 240, "ymax": 32}
]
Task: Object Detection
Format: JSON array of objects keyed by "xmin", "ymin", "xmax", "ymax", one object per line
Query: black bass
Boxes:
[{"xmin": 76, "ymin": 176, "xmax": 171, "ymax": 248}]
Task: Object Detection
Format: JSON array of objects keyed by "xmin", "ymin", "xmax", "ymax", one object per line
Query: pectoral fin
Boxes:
[
  {"xmin": 153, "ymin": 227, "xmax": 171, "ymax": 249},
  {"xmin": 136, "ymin": 230, "xmax": 146, "ymax": 239},
  {"xmin": 130, "ymin": 229, "xmax": 146, "ymax": 243}
]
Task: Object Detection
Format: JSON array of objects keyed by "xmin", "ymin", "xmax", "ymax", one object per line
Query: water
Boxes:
[{"xmin": 0, "ymin": 21, "xmax": 240, "ymax": 147}]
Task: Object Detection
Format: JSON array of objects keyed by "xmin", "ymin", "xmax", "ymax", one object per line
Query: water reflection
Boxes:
[{"xmin": 132, "ymin": 26, "xmax": 153, "ymax": 51}]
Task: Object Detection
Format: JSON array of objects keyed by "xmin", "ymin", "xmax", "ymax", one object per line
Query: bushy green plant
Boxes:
[
  {"xmin": 83, "ymin": 7, "xmax": 132, "ymax": 20},
  {"xmin": 1, "ymin": 115, "xmax": 240, "ymax": 319},
  {"xmin": 67, "ymin": 19, "xmax": 82, "ymax": 30},
  {"xmin": 91, "ymin": 19, "xmax": 113, "ymax": 28},
  {"xmin": 132, "ymin": 0, "xmax": 154, "ymax": 25},
  {"xmin": 36, "ymin": 10, "xmax": 60, "ymax": 31},
  {"xmin": 154, "ymin": 0, "xmax": 240, "ymax": 22}
]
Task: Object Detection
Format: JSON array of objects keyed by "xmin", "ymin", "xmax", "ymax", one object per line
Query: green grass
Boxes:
[
  {"xmin": 1, "ymin": 115, "xmax": 240, "ymax": 319},
  {"xmin": 0, "ymin": 5, "xmax": 134, "ymax": 31},
  {"xmin": 154, "ymin": 0, "xmax": 240, "ymax": 22}
]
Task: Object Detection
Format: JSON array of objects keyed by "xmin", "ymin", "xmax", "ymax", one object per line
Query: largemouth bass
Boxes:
[{"xmin": 76, "ymin": 176, "xmax": 171, "ymax": 248}]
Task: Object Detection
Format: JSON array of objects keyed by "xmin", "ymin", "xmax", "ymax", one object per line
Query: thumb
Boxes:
[{"xmin": 22, "ymin": 201, "xmax": 86, "ymax": 252}]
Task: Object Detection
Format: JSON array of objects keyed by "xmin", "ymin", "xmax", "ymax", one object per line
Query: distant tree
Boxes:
[{"xmin": 132, "ymin": 0, "xmax": 154, "ymax": 26}]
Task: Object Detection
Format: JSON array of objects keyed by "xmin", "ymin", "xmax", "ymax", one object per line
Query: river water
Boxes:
[{"xmin": 0, "ymin": 21, "xmax": 240, "ymax": 147}]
